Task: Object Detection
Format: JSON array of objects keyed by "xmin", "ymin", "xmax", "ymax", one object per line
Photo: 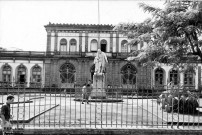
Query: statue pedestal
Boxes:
[{"xmin": 91, "ymin": 73, "xmax": 106, "ymax": 99}]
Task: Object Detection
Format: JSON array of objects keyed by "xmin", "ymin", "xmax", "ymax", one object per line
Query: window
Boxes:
[
  {"xmin": 69, "ymin": 39, "xmax": 77, "ymax": 52},
  {"xmin": 169, "ymin": 69, "xmax": 178, "ymax": 85},
  {"xmin": 155, "ymin": 68, "xmax": 164, "ymax": 85},
  {"xmin": 32, "ymin": 65, "xmax": 41, "ymax": 83},
  {"xmin": 121, "ymin": 64, "xmax": 136, "ymax": 85},
  {"xmin": 2, "ymin": 64, "xmax": 11, "ymax": 82},
  {"xmin": 60, "ymin": 38, "xmax": 67, "ymax": 52},
  {"xmin": 60, "ymin": 63, "xmax": 75, "ymax": 83},
  {"xmin": 121, "ymin": 40, "xmax": 128, "ymax": 52},
  {"xmin": 90, "ymin": 39, "xmax": 98, "ymax": 52},
  {"xmin": 184, "ymin": 71, "xmax": 194, "ymax": 86},
  {"xmin": 17, "ymin": 64, "xmax": 26, "ymax": 83}
]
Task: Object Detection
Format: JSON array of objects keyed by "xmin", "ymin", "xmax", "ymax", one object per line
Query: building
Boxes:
[{"xmin": 0, "ymin": 23, "xmax": 201, "ymax": 91}]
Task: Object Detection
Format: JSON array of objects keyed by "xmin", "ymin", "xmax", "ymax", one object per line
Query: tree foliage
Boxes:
[{"xmin": 114, "ymin": 1, "xmax": 202, "ymax": 67}]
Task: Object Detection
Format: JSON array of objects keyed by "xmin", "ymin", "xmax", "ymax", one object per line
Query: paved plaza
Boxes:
[{"xmin": 1, "ymin": 94, "xmax": 202, "ymax": 129}]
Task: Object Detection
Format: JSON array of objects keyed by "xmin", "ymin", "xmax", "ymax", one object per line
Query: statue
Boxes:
[{"xmin": 94, "ymin": 49, "xmax": 108, "ymax": 74}]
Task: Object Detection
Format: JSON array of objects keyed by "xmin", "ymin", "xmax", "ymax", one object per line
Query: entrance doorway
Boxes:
[
  {"xmin": 19, "ymin": 75, "xmax": 25, "ymax": 83},
  {"xmin": 100, "ymin": 39, "xmax": 107, "ymax": 52},
  {"xmin": 17, "ymin": 64, "xmax": 27, "ymax": 87},
  {"xmin": 101, "ymin": 44, "xmax": 106, "ymax": 52}
]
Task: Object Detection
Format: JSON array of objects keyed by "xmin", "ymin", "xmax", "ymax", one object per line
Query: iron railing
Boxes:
[{"xmin": 0, "ymin": 84, "xmax": 202, "ymax": 131}]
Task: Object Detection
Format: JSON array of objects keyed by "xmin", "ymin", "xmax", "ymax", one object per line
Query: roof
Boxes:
[{"xmin": 44, "ymin": 22, "xmax": 115, "ymax": 32}]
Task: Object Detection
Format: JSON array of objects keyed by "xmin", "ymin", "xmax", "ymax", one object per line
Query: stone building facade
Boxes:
[
  {"xmin": 0, "ymin": 23, "xmax": 201, "ymax": 90},
  {"xmin": 44, "ymin": 23, "xmax": 152, "ymax": 89}
]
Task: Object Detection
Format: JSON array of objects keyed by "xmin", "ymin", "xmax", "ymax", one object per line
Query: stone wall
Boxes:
[{"xmin": 44, "ymin": 57, "xmax": 152, "ymax": 88}]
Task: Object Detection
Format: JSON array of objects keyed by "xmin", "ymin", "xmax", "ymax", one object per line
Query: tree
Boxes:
[
  {"xmin": 114, "ymin": 1, "xmax": 202, "ymax": 67},
  {"xmin": 114, "ymin": 1, "xmax": 202, "ymax": 114}
]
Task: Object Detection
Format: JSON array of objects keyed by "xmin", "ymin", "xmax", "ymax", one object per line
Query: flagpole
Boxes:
[{"xmin": 98, "ymin": 0, "xmax": 100, "ymax": 49}]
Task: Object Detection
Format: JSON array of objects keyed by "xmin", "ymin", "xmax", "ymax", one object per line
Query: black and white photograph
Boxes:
[{"xmin": 0, "ymin": 0, "xmax": 202, "ymax": 134}]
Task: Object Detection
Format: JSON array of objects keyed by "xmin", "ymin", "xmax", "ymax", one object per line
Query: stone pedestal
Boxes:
[{"xmin": 91, "ymin": 73, "xmax": 106, "ymax": 99}]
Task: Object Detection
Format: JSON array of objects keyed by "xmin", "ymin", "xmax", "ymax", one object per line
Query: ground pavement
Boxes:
[{"xmin": 0, "ymin": 94, "xmax": 202, "ymax": 129}]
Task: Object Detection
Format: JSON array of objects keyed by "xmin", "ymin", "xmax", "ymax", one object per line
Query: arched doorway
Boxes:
[
  {"xmin": 100, "ymin": 39, "xmax": 107, "ymax": 52},
  {"xmin": 16, "ymin": 64, "xmax": 27, "ymax": 87}
]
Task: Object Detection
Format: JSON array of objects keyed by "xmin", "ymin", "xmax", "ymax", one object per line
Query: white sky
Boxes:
[{"xmin": 0, "ymin": 0, "xmax": 165, "ymax": 51}]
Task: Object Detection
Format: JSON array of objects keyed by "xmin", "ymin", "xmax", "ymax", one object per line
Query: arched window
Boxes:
[
  {"xmin": 2, "ymin": 64, "xmax": 11, "ymax": 82},
  {"xmin": 121, "ymin": 64, "xmax": 136, "ymax": 85},
  {"xmin": 69, "ymin": 39, "xmax": 77, "ymax": 52},
  {"xmin": 31, "ymin": 65, "xmax": 41, "ymax": 83},
  {"xmin": 155, "ymin": 68, "xmax": 164, "ymax": 86},
  {"xmin": 169, "ymin": 69, "xmax": 178, "ymax": 85},
  {"xmin": 60, "ymin": 38, "xmax": 67, "ymax": 52},
  {"xmin": 17, "ymin": 64, "xmax": 26, "ymax": 83},
  {"xmin": 121, "ymin": 40, "xmax": 128, "ymax": 52},
  {"xmin": 90, "ymin": 39, "xmax": 98, "ymax": 52},
  {"xmin": 184, "ymin": 71, "xmax": 194, "ymax": 86},
  {"xmin": 100, "ymin": 39, "xmax": 107, "ymax": 52},
  {"xmin": 60, "ymin": 63, "xmax": 75, "ymax": 83}
]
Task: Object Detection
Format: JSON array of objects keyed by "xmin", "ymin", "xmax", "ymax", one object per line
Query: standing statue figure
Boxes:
[{"xmin": 94, "ymin": 49, "xmax": 108, "ymax": 74}]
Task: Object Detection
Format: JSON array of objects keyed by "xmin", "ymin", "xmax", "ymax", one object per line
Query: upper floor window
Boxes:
[
  {"xmin": 90, "ymin": 39, "xmax": 98, "ymax": 52},
  {"xmin": 69, "ymin": 39, "xmax": 77, "ymax": 52},
  {"xmin": 32, "ymin": 65, "xmax": 41, "ymax": 83},
  {"xmin": 184, "ymin": 71, "xmax": 194, "ymax": 86},
  {"xmin": 60, "ymin": 38, "xmax": 67, "ymax": 52},
  {"xmin": 121, "ymin": 40, "xmax": 128, "ymax": 52},
  {"xmin": 2, "ymin": 64, "xmax": 11, "ymax": 82},
  {"xmin": 169, "ymin": 69, "xmax": 178, "ymax": 85}
]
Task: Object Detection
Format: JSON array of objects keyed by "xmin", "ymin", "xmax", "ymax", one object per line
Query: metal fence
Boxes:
[{"xmin": 0, "ymin": 85, "xmax": 202, "ymax": 131}]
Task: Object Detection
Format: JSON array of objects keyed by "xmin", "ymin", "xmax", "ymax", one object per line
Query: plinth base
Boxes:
[{"xmin": 91, "ymin": 73, "xmax": 106, "ymax": 99}]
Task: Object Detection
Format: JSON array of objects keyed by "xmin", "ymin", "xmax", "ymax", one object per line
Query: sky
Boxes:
[{"xmin": 0, "ymin": 0, "xmax": 165, "ymax": 51}]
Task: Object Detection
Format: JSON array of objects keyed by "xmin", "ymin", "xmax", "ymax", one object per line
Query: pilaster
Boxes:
[
  {"xmin": 85, "ymin": 32, "xmax": 88, "ymax": 52},
  {"xmin": 110, "ymin": 33, "xmax": 113, "ymax": 52},
  {"xmin": 79, "ymin": 32, "xmax": 82, "ymax": 52},
  {"xmin": 116, "ymin": 33, "xmax": 119, "ymax": 53},
  {"xmin": 46, "ymin": 32, "xmax": 51, "ymax": 52},
  {"xmin": 54, "ymin": 31, "xmax": 58, "ymax": 52}
]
